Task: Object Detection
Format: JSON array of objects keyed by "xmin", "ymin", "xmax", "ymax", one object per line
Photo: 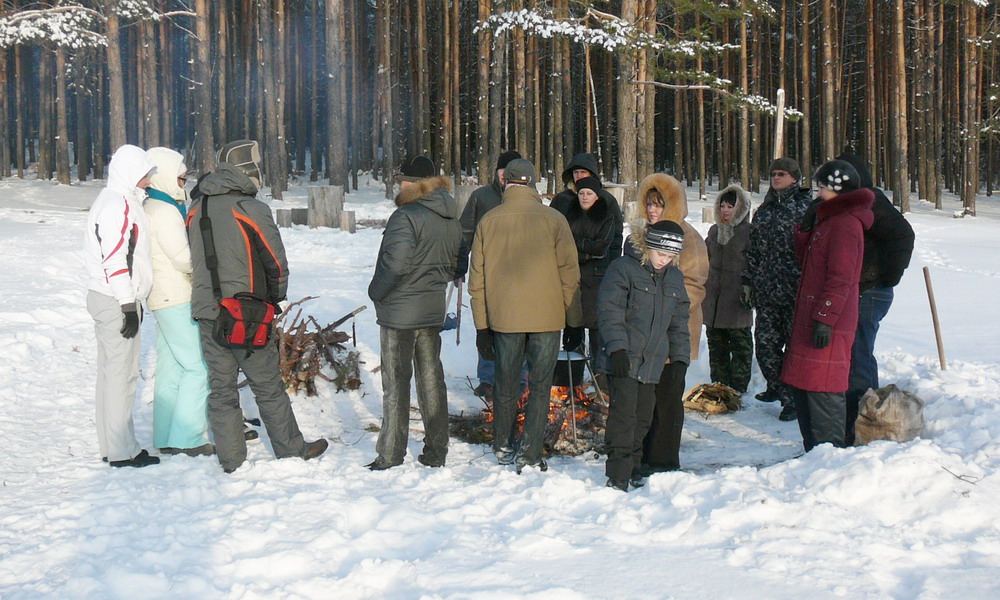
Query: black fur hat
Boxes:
[{"xmin": 814, "ymin": 160, "xmax": 861, "ymax": 194}]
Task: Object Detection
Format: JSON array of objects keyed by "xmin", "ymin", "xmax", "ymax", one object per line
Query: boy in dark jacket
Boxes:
[
  {"xmin": 598, "ymin": 221, "xmax": 691, "ymax": 491},
  {"xmin": 367, "ymin": 156, "xmax": 464, "ymax": 470}
]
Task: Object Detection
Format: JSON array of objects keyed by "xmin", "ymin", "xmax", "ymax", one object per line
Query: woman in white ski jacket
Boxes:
[
  {"xmin": 144, "ymin": 147, "xmax": 213, "ymax": 456},
  {"xmin": 83, "ymin": 144, "xmax": 159, "ymax": 468}
]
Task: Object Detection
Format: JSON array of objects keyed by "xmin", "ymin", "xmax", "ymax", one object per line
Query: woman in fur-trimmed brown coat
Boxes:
[{"xmin": 633, "ymin": 173, "xmax": 709, "ymax": 361}]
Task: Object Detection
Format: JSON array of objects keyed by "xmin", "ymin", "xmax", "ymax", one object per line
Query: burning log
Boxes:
[
  {"xmin": 273, "ymin": 298, "xmax": 366, "ymax": 395},
  {"xmin": 449, "ymin": 384, "xmax": 609, "ymax": 456}
]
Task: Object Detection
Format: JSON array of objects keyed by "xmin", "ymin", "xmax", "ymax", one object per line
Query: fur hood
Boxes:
[
  {"xmin": 395, "ymin": 176, "xmax": 456, "ymax": 218},
  {"xmin": 638, "ymin": 173, "xmax": 688, "ymax": 223},
  {"xmin": 714, "ymin": 184, "xmax": 751, "ymax": 246}
]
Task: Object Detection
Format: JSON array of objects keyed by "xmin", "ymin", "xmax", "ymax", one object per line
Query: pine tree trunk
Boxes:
[
  {"xmin": 94, "ymin": 61, "xmax": 105, "ymax": 179},
  {"xmin": 217, "ymin": 0, "xmax": 229, "ymax": 145},
  {"xmin": 15, "ymin": 45, "xmax": 25, "ymax": 178},
  {"xmin": 488, "ymin": 2, "xmax": 507, "ymax": 180},
  {"xmin": 274, "ymin": 0, "xmax": 288, "ymax": 194},
  {"xmin": 476, "ymin": 0, "xmax": 492, "ymax": 183},
  {"xmin": 258, "ymin": 0, "xmax": 282, "ymax": 197},
  {"xmin": 739, "ymin": 4, "xmax": 750, "ymax": 189},
  {"xmin": 195, "ymin": 0, "xmax": 216, "ymax": 173},
  {"xmin": 0, "ymin": 46, "xmax": 8, "ymax": 179},
  {"xmin": 799, "ymin": 0, "xmax": 812, "ymax": 185},
  {"xmin": 326, "ymin": 0, "xmax": 348, "ymax": 186},
  {"xmin": 513, "ymin": 0, "xmax": 528, "ymax": 158},
  {"xmin": 55, "ymin": 47, "xmax": 71, "ymax": 185},
  {"xmin": 106, "ymin": 3, "xmax": 127, "ymax": 150},
  {"xmin": 891, "ymin": 0, "xmax": 910, "ymax": 211},
  {"xmin": 39, "ymin": 48, "xmax": 53, "ymax": 180},
  {"xmin": 76, "ymin": 54, "xmax": 92, "ymax": 182},
  {"xmin": 961, "ymin": 2, "xmax": 980, "ymax": 215},
  {"xmin": 140, "ymin": 19, "xmax": 161, "ymax": 147},
  {"xmin": 378, "ymin": 0, "xmax": 395, "ymax": 197}
]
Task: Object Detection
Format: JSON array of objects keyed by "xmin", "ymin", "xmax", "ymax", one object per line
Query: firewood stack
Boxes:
[{"xmin": 274, "ymin": 297, "xmax": 365, "ymax": 396}]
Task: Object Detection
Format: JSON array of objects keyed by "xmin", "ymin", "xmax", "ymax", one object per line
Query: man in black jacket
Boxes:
[
  {"xmin": 833, "ymin": 150, "xmax": 915, "ymax": 444},
  {"xmin": 550, "ymin": 153, "xmax": 624, "ymax": 261},
  {"xmin": 188, "ymin": 140, "xmax": 328, "ymax": 473},
  {"xmin": 367, "ymin": 156, "xmax": 464, "ymax": 470},
  {"xmin": 458, "ymin": 150, "xmax": 520, "ymax": 400}
]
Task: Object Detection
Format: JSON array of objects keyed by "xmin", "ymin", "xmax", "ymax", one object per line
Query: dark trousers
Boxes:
[
  {"xmin": 845, "ymin": 287, "xmax": 894, "ymax": 445},
  {"xmin": 754, "ymin": 303, "xmax": 795, "ymax": 403},
  {"xmin": 642, "ymin": 361, "xmax": 689, "ymax": 470},
  {"xmin": 493, "ymin": 331, "xmax": 560, "ymax": 463},
  {"xmin": 705, "ymin": 326, "xmax": 753, "ymax": 393},
  {"xmin": 605, "ymin": 376, "xmax": 657, "ymax": 481},
  {"xmin": 793, "ymin": 387, "xmax": 847, "ymax": 451},
  {"xmin": 198, "ymin": 321, "xmax": 306, "ymax": 472},
  {"xmin": 376, "ymin": 326, "xmax": 450, "ymax": 464}
]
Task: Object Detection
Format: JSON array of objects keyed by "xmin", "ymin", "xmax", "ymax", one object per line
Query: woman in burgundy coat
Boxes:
[{"xmin": 781, "ymin": 160, "xmax": 874, "ymax": 451}]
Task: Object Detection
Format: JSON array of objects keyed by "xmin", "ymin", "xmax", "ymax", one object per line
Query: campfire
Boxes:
[
  {"xmin": 450, "ymin": 383, "xmax": 609, "ymax": 456},
  {"xmin": 272, "ymin": 297, "xmax": 366, "ymax": 395}
]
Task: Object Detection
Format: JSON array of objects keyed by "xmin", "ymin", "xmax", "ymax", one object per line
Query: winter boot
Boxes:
[
  {"xmin": 109, "ymin": 449, "xmax": 160, "ymax": 468},
  {"xmin": 417, "ymin": 453, "xmax": 445, "ymax": 468},
  {"xmin": 303, "ymin": 439, "xmax": 329, "ymax": 461},
  {"xmin": 515, "ymin": 457, "xmax": 548, "ymax": 474},
  {"xmin": 495, "ymin": 446, "xmax": 515, "ymax": 465},
  {"xmin": 778, "ymin": 399, "xmax": 798, "ymax": 422},
  {"xmin": 605, "ymin": 478, "xmax": 628, "ymax": 492},
  {"xmin": 629, "ymin": 468, "xmax": 646, "ymax": 489},
  {"xmin": 755, "ymin": 387, "xmax": 779, "ymax": 403},
  {"xmin": 365, "ymin": 456, "xmax": 401, "ymax": 471}
]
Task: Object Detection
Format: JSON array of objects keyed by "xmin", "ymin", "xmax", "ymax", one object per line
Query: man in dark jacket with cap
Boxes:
[
  {"xmin": 458, "ymin": 150, "xmax": 521, "ymax": 401},
  {"xmin": 741, "ymin": 157, "xmax": 813, "ymax": 421},
  {"xmin": 366, "ymin": 156, "xmax": 464, "ymax": 470},
  {"xmin": 550, "ymin": 153, "xmax": 624, "ymax": 260},
  {"xmin": 187, "ymin": 139, "xmax": 328, "ymax": 473},
  {"xmin": 803, "ymin": 149, "xmax": 915, "ymax": 444}
]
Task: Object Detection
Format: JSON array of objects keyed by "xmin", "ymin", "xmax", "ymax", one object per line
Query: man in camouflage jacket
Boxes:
[{"xmin": 741, "ymin": 157, "xmax": 813, "ymax": 421}]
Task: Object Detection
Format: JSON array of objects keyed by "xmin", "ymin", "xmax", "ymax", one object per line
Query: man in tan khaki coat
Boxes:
[{"xmin": 469, "ymin": 158, "xmax": 583, "ymax": 473}]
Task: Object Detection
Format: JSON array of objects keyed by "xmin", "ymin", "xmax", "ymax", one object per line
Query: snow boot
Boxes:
[
  {"xmin": 303, "ymin": 439, "xmax": 329, "ymax": 461},
  {"xmin": 515, "ymin": 457, "xmax": 548, "ymax": 474},
  {"xmin": 606, "ymin": 478, "xmax": 628, "ymax": 492},
  {"xmin": 417, "ymin": 453, "xmax": 445, "ymax": 468},
  {"xmin": 495, "ymin": 446, "xmax": 515, "ymax": 465},
  {"xmin": 365, "ymin": 456, "xmax": 401, "ymax": 471},
  {"xmin": 109, "ymin": 449, "xmax": 160, "ymax": 468}
]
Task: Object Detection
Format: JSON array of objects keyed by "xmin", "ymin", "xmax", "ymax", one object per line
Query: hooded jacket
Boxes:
[
  {"xmin": 562, "ymin": 192, "xmax": 618, "ymax": 327},
  {"xmin": 741, "ymin": 183, "xmax": 813, "ymax": 307},
  {"xmin": 781, "ymin": 188, "xmax": 875, "ymax": 392},
  {"xmin": 144, "ymin": 147, "xmax": 193, "ymax": 311},
  {"xmin": 597, "ymin": 231, "xmax": 691, "ymax": 383},
  {"xmin": 469, "ymin": 184, "xmax": 583, "ymax": 333},
  {"xmin": 185, "ymin": 163, "xmax": 289, "ymax": 321},
  {"xmin": 549, "ymin": 153, "xmax": 624, "ymax": 260},
  {"xmin": 633, "ymin": 173, "xmax": 709, "ymax": 360},
  {"xmin": 368, "ymin": 176, "xmax": 464, "ymax": 329},
  {"xmin": 835, "ymin": 150, "xmax": 915, "ymax": 291},
  {"xmin": 84, "ymin": 144, "xmax": 155, "ymax": 306},
  {"xmin": 703, "ymin": 185, "xmax": 753, "ymax": 329}
]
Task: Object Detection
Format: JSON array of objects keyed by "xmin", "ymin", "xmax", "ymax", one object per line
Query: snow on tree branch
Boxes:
[
  {"xmin": 477, "ymin": 9, "xmax": 738, "ymax": 57},
  {"xmin": 0, "ymin": 5, "xmax": 106, "ymax": 49}
]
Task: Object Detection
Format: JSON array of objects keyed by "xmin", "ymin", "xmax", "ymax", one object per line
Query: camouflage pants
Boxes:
[
  {"xmin": 754, "ymin": 303, "xmax": 795, "ymax": 402},
  {"xmin": 705, "ymin": 327, "xmax": 753, "ymax": 393}
]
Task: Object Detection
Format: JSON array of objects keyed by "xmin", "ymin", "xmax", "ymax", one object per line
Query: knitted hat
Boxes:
[
  {"xmin": 497, "ymin": 150, "xmax": 521, "ymax": 171},
  {"xmin": 218, "ymin": 139, "xmax": 263, "ymax": 189},
  {"xmin": 504, "ymin": 158, "xmax": 535, "ymax": 185},
  {"xmin": 814, "ymin": 159, "xmax": 861, "ymax": 194},
  {"xmin": 575, "ymin": 176, "xmax": 602, "ymax": 195},
  {"xmin": 768, "ymin": 157, "xmax": 801, "ymax": 182},
  {"xmin": 645, "ymin": 220, "xmax": 685, "ymax": 254},
  {"xmin": 399, "ymin": 156, "xmax": 436, "ymax": 182}
]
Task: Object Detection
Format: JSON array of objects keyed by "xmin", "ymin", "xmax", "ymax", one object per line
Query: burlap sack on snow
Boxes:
[{"xmin": 854, "ymin": 384, "xmax": 925, "ymax": 445}]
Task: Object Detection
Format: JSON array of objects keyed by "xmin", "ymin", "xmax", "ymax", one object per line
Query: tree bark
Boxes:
[
  {"xmin": 476, "ymin": 0, "xmax": 492, "ymax": 183},
  {"xmin": 55, "ymin": 46, "xmax": 71, "ymax": 185},
  {"xmin": 195, "ymin": 0, "xmax": 216, "ymax": 173},
  {"xmin": 891, "ymin": 0, "xmax": 910, "ymax": 211},
  {"xmin": 106, "ymin": 2, "xmax": 127, "ymax": 150},
  {"xmin": 326, "ymin": 0, "xmax": 348, "ymax": 186}
]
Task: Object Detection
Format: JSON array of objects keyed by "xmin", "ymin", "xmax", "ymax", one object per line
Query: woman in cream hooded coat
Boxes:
[{"xmin": 144, "ymin": 147, "xmax": 212, "ymax": 456}]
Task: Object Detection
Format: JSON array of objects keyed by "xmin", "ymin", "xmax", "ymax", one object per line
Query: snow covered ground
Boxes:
[{"xmin": 1, "ymin": 172, "xmax": 999, "ymax": 599}]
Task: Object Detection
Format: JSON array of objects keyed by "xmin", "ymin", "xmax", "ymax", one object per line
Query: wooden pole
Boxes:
[
  {"xmin": 923, "ymin": 266, "xmax": 946, "ymax": 370},
  {"xmin": 773, "ymin": 88, "xmax": 786, "ymax": 160}
]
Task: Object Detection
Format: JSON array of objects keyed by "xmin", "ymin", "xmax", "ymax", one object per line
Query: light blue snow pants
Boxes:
[{"xmin": 152, "ymin": 303, "xmax": 210, "ymax": 450}]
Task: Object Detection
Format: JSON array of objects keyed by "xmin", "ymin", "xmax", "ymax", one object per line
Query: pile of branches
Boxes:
[{"xmin": 273, "ymin": 297, "xmax": 366, "ymax": 396}]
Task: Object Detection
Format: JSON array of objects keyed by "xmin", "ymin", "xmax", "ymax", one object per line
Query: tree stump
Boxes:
[
  {"xmin": 308, "ymin": 185, "xmax": 344, "ymax": 228},
  {"xmin": 340, "ymin": 210, "xmax": 357, "ymax": 233},
  {"xmin": 276, "ymin": 208, "xmax": 292, "ymax": 228}
]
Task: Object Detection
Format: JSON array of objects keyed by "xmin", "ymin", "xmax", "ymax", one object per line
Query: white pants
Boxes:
[{"xmin": 87, "ymin": 291, "xmax": 143, "ymax": 462}]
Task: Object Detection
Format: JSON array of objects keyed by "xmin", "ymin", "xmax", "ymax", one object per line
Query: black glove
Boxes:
[
  {"xmin": 563, "ymin": 326, "xmax": 585, "ymax": 352},
  {"xmin": 800, "ymin": 201, "xmax": 819, "ymax": 231},
  {"xmin": 610, "ymin": 350, "xmax": 630, "ymax": 378},
  {"xmin": 120, "ymin": 303, "xmax": 140, "ymax": 339},
  {"xmin": 740, "ymin": 285, "xmax": 753, "ymax": 310},
  {"xmin": 476, "ymin": 329, "xmax": 495, "ymax": 361},
  {"xmin": 813, "ymin": 321, "xmax": 832, "ymax": 349}
]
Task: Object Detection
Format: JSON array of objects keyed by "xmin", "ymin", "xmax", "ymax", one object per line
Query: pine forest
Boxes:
[{"xmin": 0, "ymin": 0, "xmax": 998, "ymax": 213}]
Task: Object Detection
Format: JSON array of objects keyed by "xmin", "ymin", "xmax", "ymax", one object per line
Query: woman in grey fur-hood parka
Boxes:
[{"xmin": 703, "ymin": 184, "xmax": 753, "ymax": 330}]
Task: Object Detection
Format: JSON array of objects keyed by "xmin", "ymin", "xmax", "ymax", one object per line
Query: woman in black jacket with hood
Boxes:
[{"xmin": 557, "ymin": 177, "xmax": 620, "ymax": 356}]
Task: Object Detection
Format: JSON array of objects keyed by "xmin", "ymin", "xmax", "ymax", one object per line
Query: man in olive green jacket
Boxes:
[{"xmin": 468, "ymin": 158, "xmax": 582, "ymax": 472}]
